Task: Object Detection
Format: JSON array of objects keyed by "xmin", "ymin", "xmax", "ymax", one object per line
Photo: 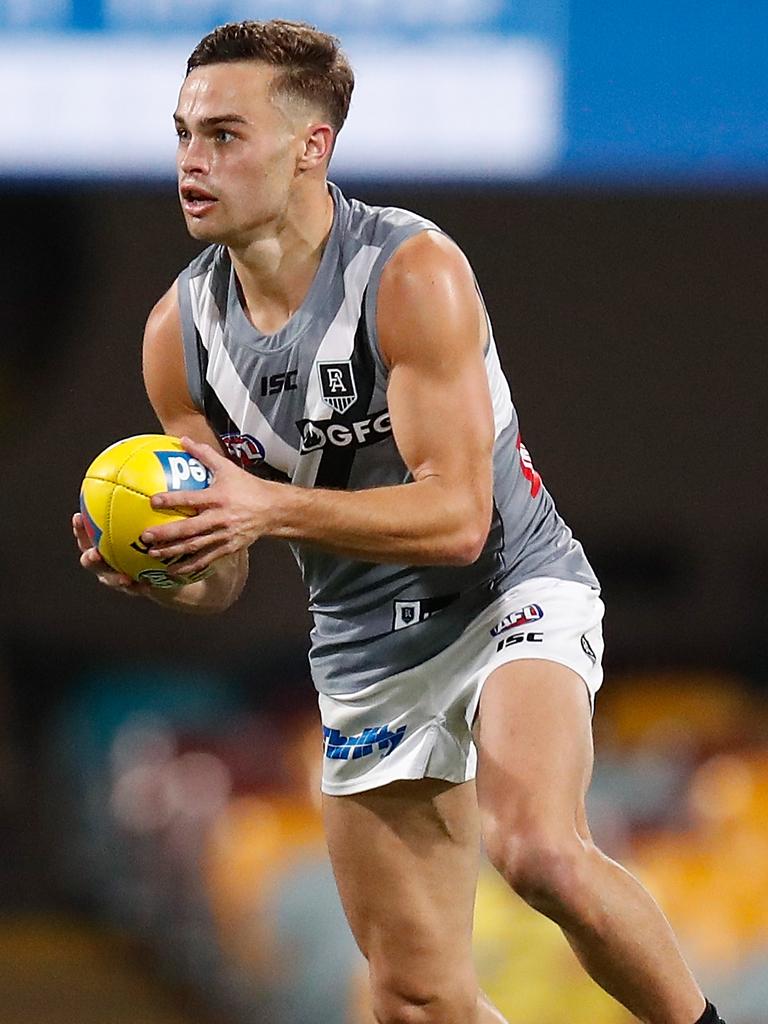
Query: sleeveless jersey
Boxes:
[{"xmin": 177, "ymin": 182, "xmax": 598, "ymax": 695}]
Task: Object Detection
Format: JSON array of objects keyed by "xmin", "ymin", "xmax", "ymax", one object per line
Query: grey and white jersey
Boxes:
[{"xmin": 177, "ymin": 182, "xmax": 598, "ymax": 694}]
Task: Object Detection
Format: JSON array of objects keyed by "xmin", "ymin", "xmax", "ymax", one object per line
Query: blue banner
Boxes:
[
  {"xmin": 0, "ymin": 0, "xmax": 565, "ymax": 39},
  {"xmin": 3, "ymin": 0, "xmax": 767, "ymax": 184}
]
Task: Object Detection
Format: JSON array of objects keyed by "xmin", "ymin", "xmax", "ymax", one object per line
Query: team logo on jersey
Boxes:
[
  {"xmin": 318, "ymin": 360, "xmax": 357, "ymax": 414},
  {"xmin": 221, "ymin": 433, "xmax": 265, "ymax": 469},
  {"xmin": 296, "ymin": 411, "xmax": 392, "ymax": 453},
  {"xmin": 393, "ymin": 601, "xmax": 421, "ymax": 630},
  {"xmin": 490, "ymin": 603, "xmax": 544, "ymax": 637},
  {"xmin": 392, "ymin": 593, "xmax": 458, "ymax": 632}
]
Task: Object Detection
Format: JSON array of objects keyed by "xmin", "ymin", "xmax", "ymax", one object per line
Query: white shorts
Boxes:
[{"xmin": 319, "ymin": 577, "xmax": 605, "ymax": 796}]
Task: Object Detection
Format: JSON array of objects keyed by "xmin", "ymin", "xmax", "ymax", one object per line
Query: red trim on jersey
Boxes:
[{"xmin": 516, "ymin": 433, "xmax": 542, "ymax": 498}]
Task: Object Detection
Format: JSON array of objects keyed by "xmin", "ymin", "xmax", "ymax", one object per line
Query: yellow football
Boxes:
[{"xmin": 79, "ymin": 434, "xmax": 211, "ymax": 588}]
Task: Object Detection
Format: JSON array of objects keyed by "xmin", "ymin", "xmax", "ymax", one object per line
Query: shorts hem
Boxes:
[
  {"xmin": 320, "ymin": 766, "xmax": 469, "ymax": 796},
  {"xmin": 481, "ymin": 651, "xmax": 601, "ymax": 708}
]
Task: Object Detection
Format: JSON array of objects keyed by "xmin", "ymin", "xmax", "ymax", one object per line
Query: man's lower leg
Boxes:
[{"xmin": 515, "ymin": 844, "xmax": 719, "ymax": 1024}]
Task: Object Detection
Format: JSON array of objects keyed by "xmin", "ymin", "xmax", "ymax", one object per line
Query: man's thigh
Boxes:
[
  {"xmin": 474, "ymin": 658, "xmax": 595, "ymax": 841},
  {"xmin": 323, "ymin": 778, "xmax": 481, "ymax": 997}
]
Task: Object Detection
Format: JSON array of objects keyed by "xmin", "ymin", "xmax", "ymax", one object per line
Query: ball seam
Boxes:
[{"xmin": 84, "ymin": 474, "xmax": 160, "ymax": 500}]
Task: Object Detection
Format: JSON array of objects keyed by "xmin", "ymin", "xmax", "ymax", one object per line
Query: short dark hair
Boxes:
[{"xmin": 186, "ymin": 19, "xmax": 354, "ymax": 136}]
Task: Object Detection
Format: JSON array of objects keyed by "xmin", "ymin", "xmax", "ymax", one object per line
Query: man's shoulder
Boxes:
[{"xmin": 333, "ymin": 182, "xmax": 440, "ymax": 252}]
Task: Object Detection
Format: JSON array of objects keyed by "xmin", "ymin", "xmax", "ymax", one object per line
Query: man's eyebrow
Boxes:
[{"xmin": 173, "ymin": 113, "xmax": 249, "ymax": 127}]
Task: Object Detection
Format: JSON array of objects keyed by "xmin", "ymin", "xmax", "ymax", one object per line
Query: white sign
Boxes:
[{"xmin": 0, "ymin": 34, "xmax": 561, "ymax": 179}]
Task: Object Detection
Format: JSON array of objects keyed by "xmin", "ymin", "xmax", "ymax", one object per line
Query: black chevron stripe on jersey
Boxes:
[
  {"xmin": 314, "ymin": 299, "xmax": 377, "ymax": 490},
  {"xmin": 202, "ymin": 372, "xmax": 236, "ymax": 438}
]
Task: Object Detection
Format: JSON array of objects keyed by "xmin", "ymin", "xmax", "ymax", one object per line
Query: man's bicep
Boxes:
[
  {"xmin": 379, "ymin": 232, "xmax": 495, "ymax": 488},
  {"xmin": 387, "ymin": 350, "xmax": 494, "ymax": 487}
]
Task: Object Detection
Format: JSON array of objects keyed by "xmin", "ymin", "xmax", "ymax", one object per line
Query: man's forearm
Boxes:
[{"xmin": 262, "ymin": 475, "xmax": 490, "ymax": 566}]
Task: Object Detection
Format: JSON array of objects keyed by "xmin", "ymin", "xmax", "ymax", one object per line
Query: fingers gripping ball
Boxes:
[{"xmin": 79, "ymin": 434, "xmax": 212, "ymax": 588}]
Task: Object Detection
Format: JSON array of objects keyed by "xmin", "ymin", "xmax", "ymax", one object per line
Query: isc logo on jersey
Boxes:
[{"xmin": 296, "ymin": 411, "xmax": 392, "ymax": 453}]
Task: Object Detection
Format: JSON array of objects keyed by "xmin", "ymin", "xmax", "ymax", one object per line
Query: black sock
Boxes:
[{"xmin": 694, "ymin": 1001, "xmax": 724, "ymax": 1024}]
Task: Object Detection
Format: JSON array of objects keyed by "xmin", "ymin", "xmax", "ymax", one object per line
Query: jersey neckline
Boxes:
[{"xmin": 226, "ymin": 182, "xmax": 344, "ymax": 354}]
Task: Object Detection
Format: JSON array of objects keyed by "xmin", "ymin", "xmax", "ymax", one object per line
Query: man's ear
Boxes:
[{"xmin": 298, "ymin": 123, "xmax": 335, "ymax": 169}]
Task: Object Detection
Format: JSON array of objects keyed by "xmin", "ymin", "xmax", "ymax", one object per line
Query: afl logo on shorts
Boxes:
[
  {"xmin": 490, "ymin": 603, "xmax": 544, "ymax": 637},
  {"xmin": 318, "ymin": 360, "xmax": 357, "ymax": 414}
]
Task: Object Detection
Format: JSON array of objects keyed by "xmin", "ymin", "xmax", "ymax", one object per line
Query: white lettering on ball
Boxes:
[{"xmin": 167, "ymin": 456, "xmax": 191, "ymax": 490}]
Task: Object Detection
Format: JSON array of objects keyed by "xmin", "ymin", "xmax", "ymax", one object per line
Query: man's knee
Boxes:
[
  {"xmin": 371, "ymin": 972, "xmax": 478, "ymax": 1024},
  {"xmin": 484, "ymin": 819, "xmax": 596, "ymax": 919}
]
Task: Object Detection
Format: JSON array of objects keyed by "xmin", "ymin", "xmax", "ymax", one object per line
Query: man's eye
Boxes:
[
  {"xmin": 175, "ymin": 128, "xmax": 190, "ymax": 141},
  {"xmin": 215, "ymin": 130, "xmax": 235, "ymax": 143}
]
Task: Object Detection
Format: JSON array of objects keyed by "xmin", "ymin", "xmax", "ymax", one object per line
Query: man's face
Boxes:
[{"xmin": 174, "ymin": 62, "xmax": 307, "ymax": 245}]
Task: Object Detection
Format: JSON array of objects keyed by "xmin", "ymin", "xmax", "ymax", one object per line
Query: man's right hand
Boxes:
[{"xmin": 72, "ymin": 512, "xmax": 152, "ymax": 597}]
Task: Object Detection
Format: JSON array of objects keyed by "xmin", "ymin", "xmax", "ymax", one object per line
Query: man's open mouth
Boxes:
[{"xmin": 180, "ymin": 185, "xmax": 218, "ymax": 209}]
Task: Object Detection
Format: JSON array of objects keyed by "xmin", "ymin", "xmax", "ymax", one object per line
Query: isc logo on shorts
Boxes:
[{"xmin": 495, "ymin": 631, "xmax": 544, "ymax": 653}]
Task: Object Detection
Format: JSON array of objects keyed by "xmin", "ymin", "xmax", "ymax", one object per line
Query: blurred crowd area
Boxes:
[{"xmin": 0, "ymin": 659, "xmax": 766, "ymax": 1024}]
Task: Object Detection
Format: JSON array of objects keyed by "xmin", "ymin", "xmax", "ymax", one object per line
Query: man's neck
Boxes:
[{"xmin": 230, "ymin": 182, "xmax": 335, "ymax": 335}]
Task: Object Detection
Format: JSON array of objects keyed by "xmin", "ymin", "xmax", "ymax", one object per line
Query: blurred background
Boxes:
[{"xmin": 1, "ymin": 1, "xmax": 767, "ymax": 1022}]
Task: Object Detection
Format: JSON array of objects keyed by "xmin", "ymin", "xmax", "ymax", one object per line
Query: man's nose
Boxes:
[{"xmin": 179, "ymin": 136, "xmax": 210, "ymax": 175}]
